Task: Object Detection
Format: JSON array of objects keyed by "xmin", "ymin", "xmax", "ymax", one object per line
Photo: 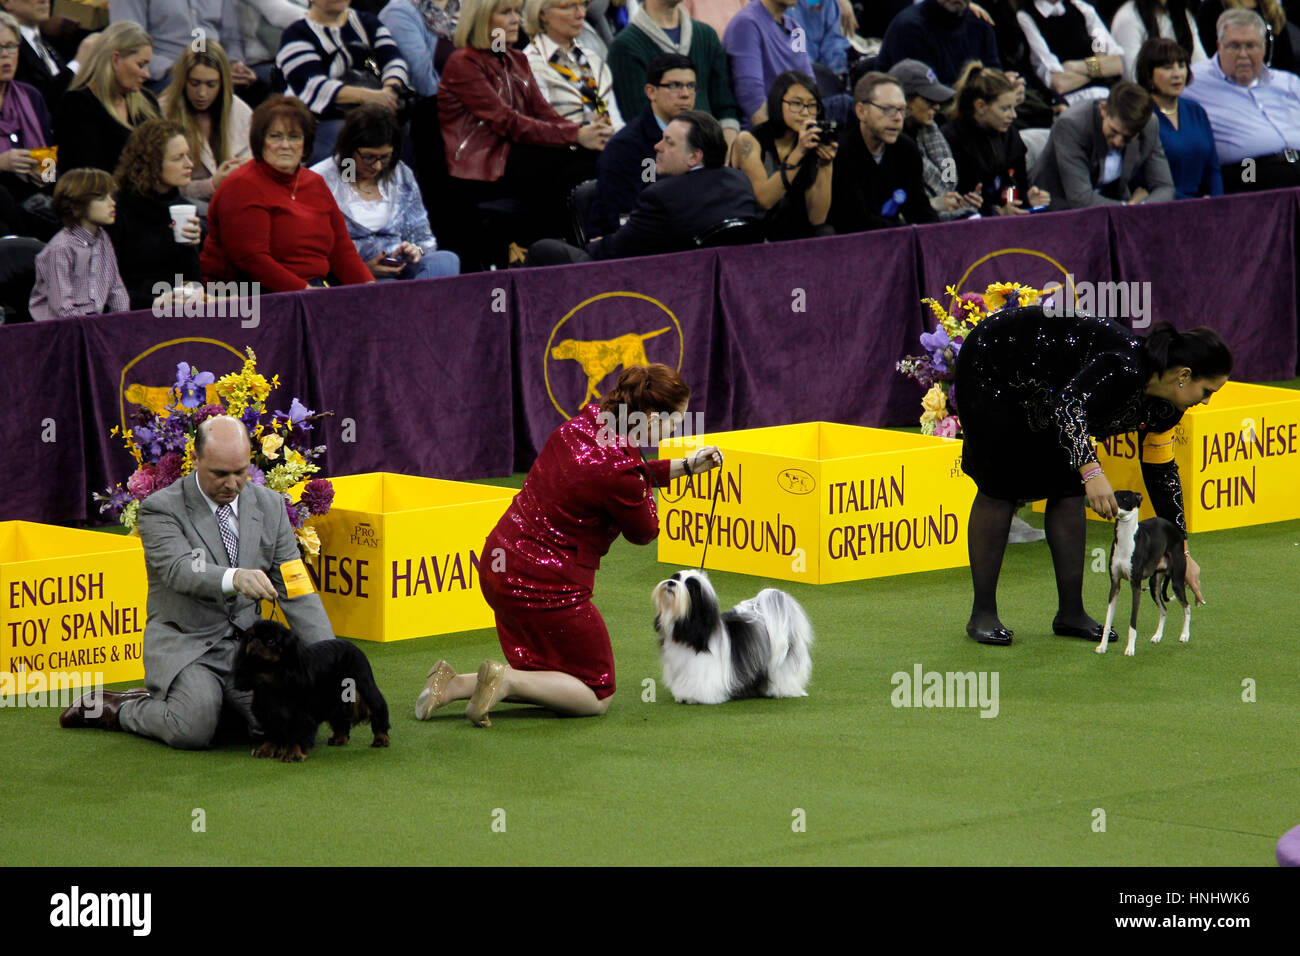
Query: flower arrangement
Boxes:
[
  {"xmin": 94, "ymin": 348, "xmax": 334, "ymax": 556},
  {"xmin": 897, "ymin": 282, "xmax": 1045, "ymax": 437}
]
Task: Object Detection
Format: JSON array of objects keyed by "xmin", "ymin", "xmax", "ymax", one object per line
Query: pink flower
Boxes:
[
  {"xmin": 154, "ymin": 452, "xmax": 183, "ymax": 490},
  {"xmin": 195, "ymin": 403, "xmax": 225, "ymax": 426},
  {"xmin": 300, "ymin": 478, "xmax": 334, "ymax": 516},
  {"xmin": 126, "ymin": 465, "xmax": 158, "ymax": 501},
  {"xmin": 934, "ymin": 415, "xmax": 962, "ymax": 439}
]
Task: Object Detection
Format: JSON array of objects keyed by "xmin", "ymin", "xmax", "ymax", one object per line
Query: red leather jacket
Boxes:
[{"xmin": 437, "ymin": 46, "xmax": 580, "ymax": 181}]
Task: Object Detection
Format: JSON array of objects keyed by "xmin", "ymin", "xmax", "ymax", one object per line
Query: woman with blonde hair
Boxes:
[
  {"xmin": 522, "ymin": 0, "xmax": 623, "ymax": 129},
  {"xmin": 159, "ymin": 41, "xmax": 253, "ymax": 210},
  {"xmin": 54, "ymin": 21, "xmax": 158, "ymax": 174}
]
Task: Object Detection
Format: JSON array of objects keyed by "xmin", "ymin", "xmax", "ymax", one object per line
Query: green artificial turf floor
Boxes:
[{"xmin": 3, "ymin": 380, "xmax": 1298, "ymax": 867}]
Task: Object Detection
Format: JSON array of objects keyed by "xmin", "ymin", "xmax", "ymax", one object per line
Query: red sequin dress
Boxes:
[{"xmin": 480, "ymin": 404, "xmax": 673, "ymax": 699}]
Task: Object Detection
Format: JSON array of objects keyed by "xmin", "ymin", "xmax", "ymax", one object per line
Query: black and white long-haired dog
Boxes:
[
  {"xmin": 1097, "ymin": 490, "xmax": 1191, "ymax": 657},
  {"xmin": 652, "ymin": 570, "xmax": 814, "ymax": 704},
  {"xmin": 233, "ymin": 620, "xmax": 391, "ymax": 762}
]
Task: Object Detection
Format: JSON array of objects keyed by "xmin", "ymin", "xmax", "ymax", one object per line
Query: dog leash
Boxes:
[{"xmin": 698, "ymin": 450, "xmax": 725, "ymax": 571}]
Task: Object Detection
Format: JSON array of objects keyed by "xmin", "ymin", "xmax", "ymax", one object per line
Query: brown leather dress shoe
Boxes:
[{"xmin": 58, "ymin": 688, "xmax": 149, "ymax": 731}]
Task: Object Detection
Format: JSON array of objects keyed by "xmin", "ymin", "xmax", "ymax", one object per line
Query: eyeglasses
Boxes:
[
  {"xmin": 0, "ymin": 43, "xmax": 20, "ymax": 55},
  {"xmin": 355, "ymin": 149, "xmax": 393, "ymax": 167},
  {"xmin": 266, "ymin": 131, "xmax": 305, "ymax": 144},
  {"xmin": 782, "ymin": 99, "xmax": 819, "ymax": 114},
  {"xmin": 1223, "ymin": 40, "xmax": 1265, "ymax": 54},
  {"xmin": 656, "ymin": 81, "xmax": 696, "ymax": 93},
  {"xmin": 866, "ymin": 102, "xmax": 907, "ymax": 118}
]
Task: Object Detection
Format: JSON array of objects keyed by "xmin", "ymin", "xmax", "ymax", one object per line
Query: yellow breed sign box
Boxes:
[
  {"xmin": 1090, "ymin": 382, "xmax": 1300, "ymax": 532},
  {"xmin": 658, "ymin": 423, "xmax": 976, "ymax": 583},
  {"xmin": 1, "ymin": 522, "xmax": 146, "ymax": 693},
  {"xmin": 306, "ymin": 473, "xmax": 516, "ymax": 641}
]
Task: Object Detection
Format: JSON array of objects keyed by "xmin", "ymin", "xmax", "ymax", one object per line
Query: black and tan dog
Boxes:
[
  {"xmin": 233, "ymin": 620, "xmax": 390, "ymax": 762},
  {"xmin": 1096, "ymin": 490, "xmax": 1191, "ymax": 657}
]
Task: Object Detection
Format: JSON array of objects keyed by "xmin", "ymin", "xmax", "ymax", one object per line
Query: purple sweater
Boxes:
[{"xmin": 723, "ymin": 0, "xmax": 815, "ymax": 124}]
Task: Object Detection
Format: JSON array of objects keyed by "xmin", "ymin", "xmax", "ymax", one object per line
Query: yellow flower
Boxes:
[
  {"xmin": 921, "ymin": 384, "xmax": 949, "ymax": 424},
  {"xmin": 262, "ymin": 434, "xmax": 284, "ymax": 460},
  {"xmin": 921, "ymin": 297, "xmax": 951, "ymax": 327},
  {"xmin": 181, "ymin": 436, "xmax": 196, "ymax": 475},
  {"xmin": 295, "ymin": 525, "xmax": 321, "ymax": 556}
]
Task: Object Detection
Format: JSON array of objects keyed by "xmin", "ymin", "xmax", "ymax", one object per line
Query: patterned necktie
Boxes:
[
  {"xmin": 30, "ymin": 35, "xmax": 59, "ymax": 75},
  {"xmin": 215, "ymin": 504, "xmax": 239, "ymax": 567}
]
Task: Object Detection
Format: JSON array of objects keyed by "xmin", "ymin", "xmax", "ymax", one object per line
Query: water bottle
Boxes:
[{"xmin": 881, "ymin": 188, "xmax": 907, "ymax": 218}]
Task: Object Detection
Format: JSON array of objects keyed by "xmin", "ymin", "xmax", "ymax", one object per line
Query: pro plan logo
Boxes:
[
  {"xmin": 777, "ymin": 468, "xmax": 815, "ymax": 495},
  {"xmin": 544, "ymin": 292, "xmax": 684, "ymax": 419},
  {"xmin": 119, "ymin": 337, "xmax": 246, "ymax": 434},
  {"xmin": 350, "ymin": 521, "xmax": 379, "ymax": 548}
]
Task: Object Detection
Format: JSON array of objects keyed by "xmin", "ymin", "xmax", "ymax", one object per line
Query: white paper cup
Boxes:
[{"xmin": 169, "ymin": 204, "xmax": 197, "ymax": 242}]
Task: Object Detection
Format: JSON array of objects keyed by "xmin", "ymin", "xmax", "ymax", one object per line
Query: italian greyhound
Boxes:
[{"xmin": 1096, "ymin": 490, "xmax": 1191, "ymax": 657}]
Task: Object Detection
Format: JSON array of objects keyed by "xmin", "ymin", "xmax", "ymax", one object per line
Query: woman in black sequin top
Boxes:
[{"xmin": 953, "ymin": 306, "xmax": 1233, "ymax": 646}]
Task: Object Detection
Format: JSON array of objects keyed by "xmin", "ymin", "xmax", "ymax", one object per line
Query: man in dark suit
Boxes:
[
  {"xmin": 528, "ymin": 109, "xmax": 760, "ymax": 264},
  {"xmin": 60, "ymin": 416, "xmax": 335, "ymax": 749},
  {"xmin": 830, "ymin": 71, "xmax": 937, "ymax": 233},
  {"xmin": 1031, "ymin": 81, "xmax": 1174, "ymax": 209},
  {"xmin": 2, "ymin": 0, "xmax": 96, "ymax": 110},
  {"xmin": 589, "ymin": 52, "xmax": 697, "ymax": 239}
]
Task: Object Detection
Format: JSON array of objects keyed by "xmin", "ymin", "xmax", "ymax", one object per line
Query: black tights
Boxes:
[{"xmin": 966, "ymin": 492, "xmax": 1098, "ymax": 630}]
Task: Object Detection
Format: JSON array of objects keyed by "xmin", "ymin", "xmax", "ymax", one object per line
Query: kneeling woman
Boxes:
[
  {"xmin": 416, "ymin": 364, "xmax": 721, "ymax": 725},
  {"xmin": 955, "ymin": 307, "xmax": 1232, "ymax": 645}
]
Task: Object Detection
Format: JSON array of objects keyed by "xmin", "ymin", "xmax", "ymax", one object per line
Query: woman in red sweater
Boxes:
[
  {"xmin": 201, "ymin": 95, "xmax": 373, "ymax": 291},
  {"xmin": 437, "ymin": 0, "xmax": 613, "ymax": 248}
]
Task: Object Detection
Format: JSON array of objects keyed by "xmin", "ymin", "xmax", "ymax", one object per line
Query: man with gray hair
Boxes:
[
  {"xmin": 1182, "ymin": 7, "xmax": 1300, "ymax": 191},
  {"xmin": 59, "ymin": 415, "xmax": 335, "ymax": 748}
]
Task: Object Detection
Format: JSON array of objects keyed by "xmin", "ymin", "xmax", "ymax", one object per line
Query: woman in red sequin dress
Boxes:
[{"xmin": 415, "ymin": 364, "xmax": 722, "ymax": 726}]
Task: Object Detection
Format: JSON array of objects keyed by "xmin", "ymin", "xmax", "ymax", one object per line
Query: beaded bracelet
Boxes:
[{"xmin": 1080, "ymin": 465, "xmax": 1104, "ymax": 483}]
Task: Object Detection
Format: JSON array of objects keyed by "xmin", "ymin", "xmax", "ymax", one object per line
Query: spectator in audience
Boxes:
[
  {"xmin": 201, "ymin": 94, "xmax": 373, "ymax": 289},
  {"xmin": 1135, "ymin": 36, "xmax": 1222, "ymax": 196},
  {"xmin": 0, "ymin": 10, "xmax": 53, "ymax": 204},
  {"xmin": 3, "ymin": 0, "xmax": 99, "ymax": 111},
  {"xmin": 1110, "ymin": 0, "xmax": 1206, "ymax": 79},
  {"xmin": 379, "ymin": 0, "xmax": 459, "ymax": 97},
  {"xmin": 277, "ymin": 0, "xmax": 411, "ymax": 162},
  {"xmin": 1030, "ymin": 79, "xmax": 1174, "ymax": 207},
  {"xmin": 1196, "ymin": 1, "xmax": 1296, "ymax": 75},
  {"xmin": 1184, "ymin": 7, "xmax": 1300, "ymax": 189},
  {"xmin": 238, "ymin": 0, "xmax": 310, "ymax": 89},
  {"xmin": 438, "ymin": 0, "xmax": 611, "ymax": 243},
  {"xmin": 590, "ymin": 51, "xmax": 694, "ymax": 237},
  {"xmin": 723, "ymin": 0, "xmax": 850, "ymax": 127},
  {"xmin": 1012, "ymin": 0, "xmax": 1125, "ymax": 105},
  {"xmin": 28, "ymin": 167, "xmax": 130, "ymax": 319},
  {"xmin": 729, "ymin": 69, "xmax": 836, "ymax": 239},
  {"xmin": 681, "ymin": 0, "xmax": 744, "ymax": 39},
  {"xmin": 829, "ymin": 71, "xmax": 936, "ymax": 232},
  {"xmin": 310, "ymin": 102, "xmax": 460, "ymax": 277},
  {"xmin": 791, "ymin": 0, "xmax": 850, "ymax": 78},
  {"xmin": 891, "ymin": 58, "xmax": 982, "ymax": 219},
  {"xmin": 607, "ymin": 0, "xmax": 741, "ymax": 144},
  {"xmin": 876, "ymin": 0, "xmax": 1001, "ymax": 84},
  {"xmin": 527, "ymin": 109, "xmax": 759, "ymax": 262},
  {"xmin": 109, "ymin": 0, "xmax": 255, "ymax": 88},
  {"xmin": 159, "ymin": 42, "xmax": 253, "ymax": 213},
  {"xmin": 524, "ymin": 0, "xmax": 624, "ymax": 128},
  {"xmin": 943, "ymin": 60, "xmax": 1051, "ymax": 213},
  {"xmin": 54, "ymin": 21, "xmax": 159, "ymax": 174},
  {"xmin": 109, "ymin": 117, "xmax": 204, "ymax": 309}
]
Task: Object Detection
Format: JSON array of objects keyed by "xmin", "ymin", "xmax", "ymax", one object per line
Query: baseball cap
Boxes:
[{"xmin": 888, "ymin": 59, "xmax": 956, "ymax": 103}]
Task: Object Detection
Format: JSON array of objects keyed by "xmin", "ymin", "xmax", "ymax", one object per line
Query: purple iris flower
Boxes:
[
  {"xmin": 920, "ymin": 326, "xmax": 953, "ymax": 374},
  {"xmin": 175, "ymin": 363, "xmax": 215, "ymax": 409}
]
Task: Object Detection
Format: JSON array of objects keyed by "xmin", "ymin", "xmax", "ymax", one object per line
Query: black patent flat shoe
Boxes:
[
  {"xmin": 1053, "ymin": 619, "xmax": 1118, "ymax": 642},
  {"xmin": 966, "ymin": 623, "xmax": 1014, "ymax": 646}
]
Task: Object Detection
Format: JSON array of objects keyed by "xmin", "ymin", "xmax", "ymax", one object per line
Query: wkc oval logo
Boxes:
[
  {"xmin": 544, "ymin": 292, "xmax": 683, "ymax": 419},
  {"xmin": 777, "ymin": 468, "xmax": 815, "ymax": 495}
]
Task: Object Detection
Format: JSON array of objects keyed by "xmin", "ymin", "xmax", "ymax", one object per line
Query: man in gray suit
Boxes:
[
  {"xmin": 1031, "ymin": 81, "xmax": 1175, "ymax": 210},
  {"xmin": 59, "ymin": 415, "xmax": 334, "ymax": 748}
]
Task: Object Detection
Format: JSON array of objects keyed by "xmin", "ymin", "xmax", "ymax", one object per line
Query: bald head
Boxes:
[{"xmin": 195, "ymin": 415, "xmax": 251, "ymax": 505}]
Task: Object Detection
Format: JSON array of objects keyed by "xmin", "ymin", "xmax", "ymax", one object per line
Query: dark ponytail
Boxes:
[
  {"xmin": 1143, "ymin": 322, "xmax": 1234, "ymax": 378},
  {"xmin": 599, "ymin": 363, "xmax": 691, "ymax": 416}
]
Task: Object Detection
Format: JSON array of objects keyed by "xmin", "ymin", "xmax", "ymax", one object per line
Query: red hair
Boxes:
[{"xmin": 599, "ymin": 364, "xmax": 690, "ymax": 415}]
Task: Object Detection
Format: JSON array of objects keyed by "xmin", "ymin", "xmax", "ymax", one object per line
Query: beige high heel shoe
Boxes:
[
  {"xmin": 466, "ymin": 660, "xmax": 507, "ymax": 728},
  {"xmin": 414, "ymin": 660, "xmax": 457, "ymax": 720}
]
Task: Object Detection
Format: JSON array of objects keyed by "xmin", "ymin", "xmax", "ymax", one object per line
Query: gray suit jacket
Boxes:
[
  {"xmin": 136, "ymin": 474, "xmax": 333, "ymax": 695},
  {"xmin": 1031, "ymin": 100, "xmax": 1175, "ymax": 211}
]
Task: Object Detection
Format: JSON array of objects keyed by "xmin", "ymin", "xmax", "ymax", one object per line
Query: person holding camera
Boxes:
[{"xmin": 728, "ymin": 70, "xmax": 836, "ymax": 240}]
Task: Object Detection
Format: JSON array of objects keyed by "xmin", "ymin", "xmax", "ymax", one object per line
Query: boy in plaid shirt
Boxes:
[{"xmin": 29, "ymin": 168, "xmax": 131, "ymax": 320}]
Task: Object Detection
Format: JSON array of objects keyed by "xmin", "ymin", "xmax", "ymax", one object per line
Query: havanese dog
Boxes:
[{"xmin": 651, "ymin": 569, "xmax": 814, "ymax": 704}]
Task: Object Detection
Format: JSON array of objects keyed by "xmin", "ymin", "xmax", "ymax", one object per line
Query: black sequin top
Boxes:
[{"xmin": 954, "ymin": 306, "xmax": 1188, "ymax": 530}]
